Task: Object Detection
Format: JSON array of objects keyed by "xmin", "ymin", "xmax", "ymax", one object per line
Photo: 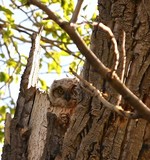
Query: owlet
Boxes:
[{"xmin": 48, "ymin": 78, "xmax": 79, "ymax": 127}]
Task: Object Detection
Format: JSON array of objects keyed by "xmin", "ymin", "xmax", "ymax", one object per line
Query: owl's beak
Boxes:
[{"xmin": 64, "ymin": 91, "xmax": 71, "ymax": 101}]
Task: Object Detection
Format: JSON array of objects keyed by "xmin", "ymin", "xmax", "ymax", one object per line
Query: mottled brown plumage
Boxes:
[
  {"xmin": 48, "ymin": 78, "xmax": 79, "ymax": 127},
  {"xmin": 49, "ymin": 78, "xmax": 78, "ymax": 108},
  {"xmin": 47, "ymin": 78, "xmax": 79, "ymax": 159}
]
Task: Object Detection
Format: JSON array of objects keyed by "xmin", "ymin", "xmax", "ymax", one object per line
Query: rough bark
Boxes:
[
  {"xmin": 1, "ymin": 31, "xmax": 49, "ymax": 160},
  {"xmin": 62, "ymin": 0, "xmax": 150, "ymax": 159}
]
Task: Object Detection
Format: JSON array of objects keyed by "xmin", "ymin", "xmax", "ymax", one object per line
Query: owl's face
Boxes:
[{"xmin": 49, "ymin": 78, "xmax": 78, "ymax": 108}]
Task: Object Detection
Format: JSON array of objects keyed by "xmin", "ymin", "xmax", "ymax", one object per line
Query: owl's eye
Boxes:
[{"xmin": 57, "ymin": 87, "xmax": 64, "ymax": 95}]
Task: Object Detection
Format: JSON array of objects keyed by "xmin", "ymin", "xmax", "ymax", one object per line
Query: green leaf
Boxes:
[
  {"xmin": 6, "ymin": 59, "xmax": 17, "ymax": 68},
  {"xmin": 91, "ymin": 12, "xmax": 97, "ymax": 21},
  {"xmin": 60, "ymin": 0, "xmax": 74, "ymax": 19},
  {"xmin": 0, "ymin": 5, "xmax": 13, "ymax": 15},
  {"xmin": 10, "ymin": 108, "xmax": 15, "ymax": 115},
  {"xmin": 47, "ymin": 63, "xmax": 52, "ymax": 73},
  {"xmin": 0, "ymin": 106, "xmax": 6, "ymax": 114},
  {"xmin": 56, "ymin": 65, "xmax": 61, "ymax": 74},
  {"xmin": 0, "ymin": 72, "xmax": 10, "ymax": 82},
  {"xmin": 45, "ymin": 52, "xmax": 52, "ymax": 58},
  {"xmin": 3, "ymin": 28, "xmax": 14, "ymax": 43},
  {"xmin": 18, "ymin": 0, "xmax": 28, "ymax": 5},
  {"xmin": 0, "ymin": 53, "xmax": 5, "ymax": 58},
  {"xmin": 70, "ymin": 61, "xmax": 76, "ymax": 70},
  {"xmin": 59, "ymin": 50, "xmax": 69, "ymax": 56},
  {"xmin": 41, "ymin": 0, "xmax": 49, "ymax": 4},
  {"xmin": 39, "ymin": 79, "xmax": 47, "ymax": 90},
  {"xmin": 48, "ymin": 61, "xmax": 61, "ymax": 74},
  {"xmin": 51, "ymin": 0, "xmax": 60, "ymax": 3},
  {"xmin": 83, "ymin": 5, "xmax": 88, "ymax": 11},
  {"xmin": 15, "ymin": 66, "xmax": 21, "ymax": 74}
]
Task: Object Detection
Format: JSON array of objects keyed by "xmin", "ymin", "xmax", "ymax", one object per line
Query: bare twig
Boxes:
[
  {"xmin": 120, "ymin": 30, "xmax": 126, "ymax": 82},
  {"xmin": 12, "ymin": 35, "xmax": 31, "ymax": 43},
  {"xmin": 29, "ymin": 0, "xmax": 150, "ymax": 121},
  {"xmin": 117, "ymin": 30, "xmax": 126, "ymax": 105},
  {"xmin": 10, "ymin": 0, "xmax": 35, "ymax": 25},
  {"xmin": 93, "ymin": 22, "xmax": 120, "ymax": 72},
  {"xmin": 70, "ymin": 0, "xmax": 84, "ymax": 23},
  {"xmin": 4, "ymin": 42, "xmax": 11, "ymax": 58},
  {"xmin": 10, "ymin": 37, "xmax": 21, "ymax": 60}
]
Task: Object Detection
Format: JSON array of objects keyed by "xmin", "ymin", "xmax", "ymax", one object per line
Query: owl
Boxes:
[
  {"xmin": 48, "ymin": 78, "xmax": 79, "ymax": 127},
  {"xmin": 47, "ymin": 78, "xmax": 79, "ymax": 159}
]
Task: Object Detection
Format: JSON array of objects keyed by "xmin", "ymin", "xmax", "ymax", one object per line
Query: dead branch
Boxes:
[
  {"xmin": 70, "ymin": 68, "xmax": 135, "ymax": 118},
  {"xmin": 120, "ymin": 30, "xmax": 126, "ymax": 82},
  {"xmin": 117, "ymin": 30, "xmax": 126, "ymax": 105},
  {"xmin": 1, "ymin": 27, "xmax": 43, "ymax": 160},
  {"xmin": 93, "ymin": 22, "xmax": 120, "ymax": 72},
  {"xmin": 29, "ymin": 0, "xmax": 150, "ymax": 121},
  {"xmin": 21, "ymin": 26, "xmax": 42, "ymax": 89}
]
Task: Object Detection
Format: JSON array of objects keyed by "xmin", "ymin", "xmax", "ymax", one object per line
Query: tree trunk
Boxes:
[
  {"xmin": 62, "ymin": 0, "xmax": 150, "ymax": 159},
  {"xmin": 2, "ymin": 1, "xmax": 150, "ymax": 160}
]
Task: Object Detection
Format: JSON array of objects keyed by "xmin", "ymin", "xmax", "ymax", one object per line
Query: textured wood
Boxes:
[
  {"xmin": 28, "ymin": 90, "xmax": 48, "ymax": 160},
  {"xmin": 61, "ymin": 0, "xmax": 150, "ymax": 159},
  {"xmin": 2, "ymin": 30, "xmax": 42, "ymax": 160}
]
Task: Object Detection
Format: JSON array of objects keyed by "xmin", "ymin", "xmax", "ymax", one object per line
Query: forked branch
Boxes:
[
  {"xmin": 70, "ymin": 68, "xmax": 136, "ymax": 118},
  {"xmin": 70, "ymin": 0, "xmax": 84, "ymax": 23}
]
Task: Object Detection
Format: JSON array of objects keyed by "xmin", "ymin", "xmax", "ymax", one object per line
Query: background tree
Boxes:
[{"xmin": 1, "ymin": 0, "xmax": 150, "ymax": 160}]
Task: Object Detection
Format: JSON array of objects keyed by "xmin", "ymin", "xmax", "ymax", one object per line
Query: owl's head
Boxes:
[{"xmin": 49, "ymin": 78, "xmax": 79, "ymax": 108}]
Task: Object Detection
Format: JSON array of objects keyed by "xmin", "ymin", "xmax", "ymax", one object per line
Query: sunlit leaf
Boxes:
[
  {"xmin": 39, "ymin": 79, "xmax": 47, "ymax": 90},
  {"xmin": 56, "ymin": 65, "xmax": 61, "ymax": 74},
  {"xmin": 70, "ymin": 61, "xmax": 76, "ymax": 70},
  {"xmin": 48, "ymin": 61, "xmax": 61, "ymax": 74},
  {"xmin": 2, "ymin": 27, "xmax": 14, "ymax": 43},
  {"xmin": 0, "ymin": 106, "xmax": 6, "ymax": 114},
  {"xmin": 16, "ymin": 67, "xmax": 21, "ymax": 74},
  {"xmin": 60, "ymin": 0, "xmax": 74, "ymax": 19},
  {"xmin": 51, "ymin": 0, "xmax": 60, "ymax": 3},
  {"xmin": 13, "ymin": 74, "xmax": 19, "ymax": 83},
  {"xmin": 91, "ymin": 12, "xmax": 97, "ymax": 21},
  {"xmin": 6, "ymin": 59, "xmax": 17, "ymax": 68},
  {"xmin": 48, "ymin": 63, "xmax": 52, "ymax": 73},
  {"xmin": 40, "ymin": 0, "xmax": 49, "ymax": 4},
  {"xmin": 18, "ymin": 0, "xmax": 28, "ymax": 5},
  {"xmin": 59, "ymin": 50, "xmax": 69, "ymax": 56},
  {"xmin": 0, "ymin": 6, "xmax": 13, "ymax": 15}
]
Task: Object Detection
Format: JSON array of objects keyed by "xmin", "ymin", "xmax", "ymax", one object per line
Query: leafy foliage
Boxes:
[{"xmin": 0, "ymin": 0, "xmax": 96, "ymax": 143}]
